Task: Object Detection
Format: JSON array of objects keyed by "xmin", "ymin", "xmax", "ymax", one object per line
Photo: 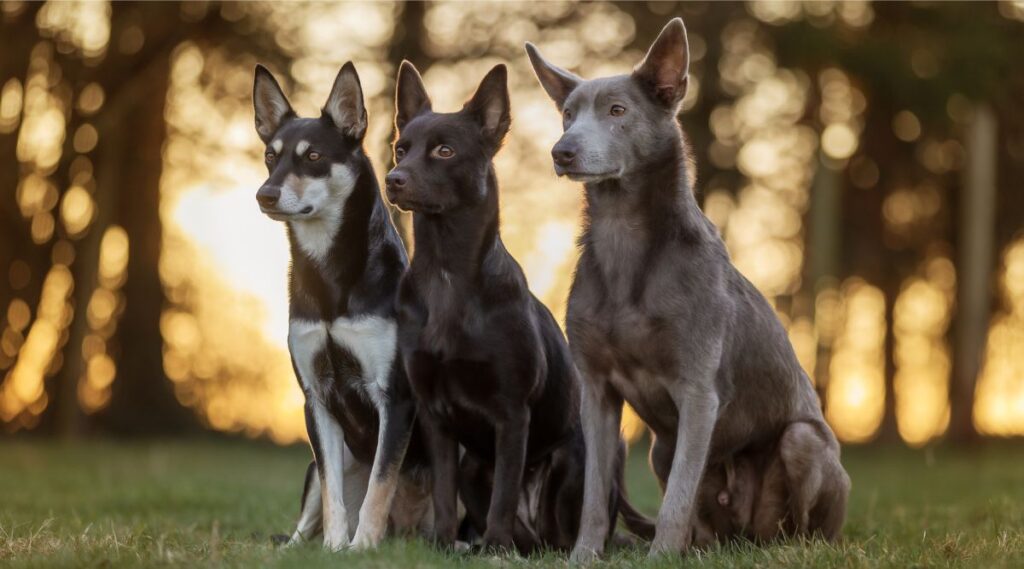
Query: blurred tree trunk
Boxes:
[
  {"xmin": 948, "ymin": 104, "xmax": 997, "ymax": 444},
  {"xmin": 847, "ymin": 99, "xmax": 904, "ymax": 444},
  {"xmin": 95, "ymin": 45, "xmax": 197, "ymax": 435},
  {"xmin": 46, "ymin": 3, "xmax": 199, "ymax": 436},
  {"xmin": 387, "ymin": 1, "xmax": 427, "ymax": 71},
  {"xmin": 0, "ymin": 4, "xmax": 46, "ymax": 373},
  {"xmin": 384, "ymin": 1, "xmax": 427, "ymax": 245},
  {"xmin": 807, "ymin": 153, "xmax": 841, "ymax": 407}
]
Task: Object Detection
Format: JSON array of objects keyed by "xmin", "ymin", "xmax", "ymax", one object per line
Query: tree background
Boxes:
[{"xmin": 1, "ymin": 1, "xmax": 1022, "ymax": 447}]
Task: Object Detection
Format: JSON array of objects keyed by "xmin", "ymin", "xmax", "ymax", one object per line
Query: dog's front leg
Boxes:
[
  {"xmin": 482, "ymin": 406, "xmax": 530, "ymax": 551},
  {"xmin": 351, "ymin": 397, "xmax": 415, "ymax": 550},
  {"xmin": 423, "ymin": 412, "xmax": 460, "ymax": 547},
  {"xmin": 310, "ymin": 400, "xmax": 352, "ymax": 551},
  {"xmin": 570, "ymin": 376, "xmax": 624, "ymax": 564},
  {"xmin": 649, "ymin": 382, "xmax": 719, "ymax": 556}
]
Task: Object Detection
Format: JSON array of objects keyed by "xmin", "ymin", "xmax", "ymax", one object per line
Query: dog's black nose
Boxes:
[
  {"xmin": 552, "ymin": 143, "xmax": 577, "ymax": 167},
  {"xmin": 256, "ymin": 186, "xmax": 280, "ymax": 208},
  {"xmin": 385, "ymin": 171, "xmax": 407, "ymax": 191}
]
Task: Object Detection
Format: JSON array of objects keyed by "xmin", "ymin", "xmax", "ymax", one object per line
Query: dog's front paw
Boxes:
[
  {"xmin": 480, "ymin": 530, "xmax": 515, "ymax": 556},
  {"xmin": 322, "ymin": 530, "xmax": 349, "ymax": 552},
  {"xmin": 648, "ymin": 528, "xmax": 691, "ymax": 558},
  {"xmin": 569, "ymin": 545, "xmax": 602, "ymax": 566},
  {"xmin": 349, "ymin": 525, "xmax": 384, "ymax": 551}
]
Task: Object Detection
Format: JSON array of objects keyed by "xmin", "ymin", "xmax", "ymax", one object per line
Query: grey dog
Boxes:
[{"xmin": 526, "ymin": 17, "xmax": 851, "ymax": 561}]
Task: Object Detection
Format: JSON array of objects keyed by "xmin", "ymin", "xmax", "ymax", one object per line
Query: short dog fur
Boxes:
[
  {"xmin": 527, "ymin": 17, "xmax": 851, "ymax": 561},
  {"xmin": 385, "ymin": 62, "xmax": 652, "ymax": 553},
  {"xmin": 253, "ymin": 63, "xmax": 432, "ymax": 551}
]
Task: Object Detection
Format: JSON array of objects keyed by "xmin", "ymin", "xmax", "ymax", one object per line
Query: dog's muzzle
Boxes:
[{"xmin": 256, "ymin": 185, "xmax": 281, "ymax": 208}]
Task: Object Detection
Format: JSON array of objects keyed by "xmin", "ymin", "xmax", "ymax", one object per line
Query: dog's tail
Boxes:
[{"xmin": 615, "ymin": 440, "xmax": 656, "ymax": 540}]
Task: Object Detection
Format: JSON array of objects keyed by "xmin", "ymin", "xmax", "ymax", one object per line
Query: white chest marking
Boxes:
[
  {"xmin": 288, "ymin": 316, "xmax": 397, "ymax": 406},
  {"xmin": 329, "ymin": 315, "xmax": 397, "ymax": 394},
  {"xmin": 288, "ymin": 320, "xmax": 330, "ymax": 394}
]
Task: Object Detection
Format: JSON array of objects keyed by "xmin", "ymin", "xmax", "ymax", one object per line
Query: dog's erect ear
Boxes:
[
  {"xmin": 395, "ymin": 61, "xmax": 432, "ymax": 131},
  {"xmin": 253, "ymin": 65, "xmax": 295, "ymax": 143},
  {"xmin": 464, "ymin": 64, "xmax": 511, "ymax": 145},
  {"xmin": 633, "ymin": 17, "xmax": 690, "ymax": 108},
  {"xmin": 525, "ymin": 42, "xmax": 581, "ymax": 110},
  {"xmin": 323, "ymin": 62, "xmax": 367, "ymax": 140}
]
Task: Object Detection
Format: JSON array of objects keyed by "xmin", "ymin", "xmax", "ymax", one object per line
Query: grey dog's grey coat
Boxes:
[{"xmin": 526, "ymin": 17, "xmax": 850, "ymax": 561}]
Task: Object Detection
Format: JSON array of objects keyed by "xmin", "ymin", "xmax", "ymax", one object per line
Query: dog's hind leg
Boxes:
[
  {"xmin": 570, "ymin": 373, "xmax": 624, "ymax": 564},
  {"xmin": 778, "ymin": 421, "xmax": 849, "ymax": 541},
  {"xmin": 649, "ymin": 434, "xmax": 673, "ymax": 493},
  {"xmin": 287, "ymin": 461, "xmax": 323, "ymax": 545}
]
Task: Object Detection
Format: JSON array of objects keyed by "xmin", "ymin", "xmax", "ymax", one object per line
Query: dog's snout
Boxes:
[
  {"xmin": 551, "ymin": 142, "xmax": 577, "ymax": 167},
  {"xmin": 256, "ymin": 186, "xmax": 281, "ymax": 208},
  {"xmin": 385, "ymin": 171, "xmax": 408, "ymax": 192}
]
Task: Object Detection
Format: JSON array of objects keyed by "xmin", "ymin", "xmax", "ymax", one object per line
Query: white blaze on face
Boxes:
[
  {"xmin": 271, "ymin": 139, "xmax": 283, "ymax": 154},
  {"xmin": 284, "ymin": 163, "xmax": 357, "ymax": 263},
  {"xmin": 295, "ymin": 139, "xmax": 310, "ymax": 157}
]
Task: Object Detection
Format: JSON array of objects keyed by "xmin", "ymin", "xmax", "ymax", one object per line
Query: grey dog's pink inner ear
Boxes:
[{"xmin": 633, "ymin": 18, "xmax": 690, "ymax": 105}]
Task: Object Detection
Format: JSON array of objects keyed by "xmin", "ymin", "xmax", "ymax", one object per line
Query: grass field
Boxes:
[{"xmin": 1, "ymin": 438, "xmax": 1022, "ymax": 568}]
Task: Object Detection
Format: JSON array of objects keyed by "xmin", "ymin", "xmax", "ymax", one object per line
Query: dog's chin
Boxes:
[
  {"xmin": 261, "ymin": 206, "xmax": 315, "ymax": 222},
  {"xmin": 390, "ymin": 198, "xmax": 445, "ymax": 215},
  {"xmin": 555, "ymin": 167, "xmax": 619, "ymax": 184}
]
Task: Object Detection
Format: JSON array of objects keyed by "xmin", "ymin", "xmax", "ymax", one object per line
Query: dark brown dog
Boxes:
[{"xmin": 385, "ymin": 62, "xmax": 652, "ymax": 553}]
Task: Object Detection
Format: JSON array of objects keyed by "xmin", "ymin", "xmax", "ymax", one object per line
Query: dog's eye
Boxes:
[
  {"xmin": 610, "ymin": 105, "xmax": 626, "ymax": 117},
  {"xmin": 395, "ymin": 147, "xmax": 406, "ymax": 162},
  {"xmin": 563, "ymin": 109, "xmax": 572, "ymax": 120},
  {"xmin": 265, "ymin": 151, "xmax": 276, "ymax": 164},
  {"xmin": 431, "ymin": 145, "xmax": 455, "ymax": 159},
  {"xmin": 307, "ymin": 151, "xmax": 321, "ymax": 161}
]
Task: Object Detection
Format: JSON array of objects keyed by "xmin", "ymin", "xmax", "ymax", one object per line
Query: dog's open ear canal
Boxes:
[
  {"xmin": 465, "ymin": 64, "xmax": 511, "ymax": 146},
  {"xmin": 633, "ymin": 17, "xmax": 690, "ymax": 108},
  {"xmin": 323, "ymin": 62, "xmax": 367, "ymax": 140},
  {"xmin": 253, "ymin": 65, "xmax": 295, "ymax": 143},
  {"xmin": 525, "ymin": 43, "xmax": 580, "ymax": 110},
  {"xmin": 395, "ymin": 61, "xmax": 432, "ymax": 131}
]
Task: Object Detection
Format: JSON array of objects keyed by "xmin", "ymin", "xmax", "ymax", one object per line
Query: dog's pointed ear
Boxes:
[
  {"xmin": 633, "ymin": 17, "xmax": 690, "ymax": 108},
  {"xmin": 323, "ymin": 62, "xmax": 367, "ymax": 140},
  {"xmin": 525, "ymin": 42, "xmax": 580, "ymax": 110},
  {"xmin": 464, "ymin": 64, "xmax": 511, "ymax": 146},
  {"xmin": 395, "ymin": 61, "xmax": 432, "ymax": 131},
  {"xmin": 253, "ymin": 64, "xmax": 295, "ymax": 143}
]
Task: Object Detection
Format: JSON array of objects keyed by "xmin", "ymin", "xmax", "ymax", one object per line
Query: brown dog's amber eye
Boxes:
[
  {"xmin": 307, "ymin": 151, "xmax": 320, "ymax": 161},
  {"xmin": 610, "ymin": 105, "xmax": 626, "ymax": 117},
  {"xmin": 395, "ymin": 147, "xmax": 406, "ymax": 161},
  {"xmin": 431, "ymin": 145, "xmax": 455, "ymax": 159},
  {"xmin": 265, "ymin": 152, "xmax": 276, "ymax": 163}
]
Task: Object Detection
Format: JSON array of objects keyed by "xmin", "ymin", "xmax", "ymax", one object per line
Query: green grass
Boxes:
[{"xmin": 1, "ymin": 439, "xmax": 1022, "ymax": 568}]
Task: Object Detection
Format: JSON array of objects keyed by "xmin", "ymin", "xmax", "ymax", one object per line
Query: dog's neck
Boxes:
[
  {"xmin": 411, "ymin": 170, "xmax": 504, "ymax": 281},
  {"xmin": 287, "ymin": 157, "xmax": 393, "ymax": 310},
  {"xmin": 582, "ymin": 134, "xmax": 711, "ymax": 245}
]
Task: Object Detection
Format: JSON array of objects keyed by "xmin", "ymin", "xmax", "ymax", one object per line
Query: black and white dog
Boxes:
[
  {"xmin": 252, "ymin": 62, "xmax": 432, "ymax": 551},
  {"xmin": 527, "ymin": 18, "xmax": 850, "ymax": 561},
  {"xmin": 384, "ymin": 62, "xmax": 652, "ymax": 553}
]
